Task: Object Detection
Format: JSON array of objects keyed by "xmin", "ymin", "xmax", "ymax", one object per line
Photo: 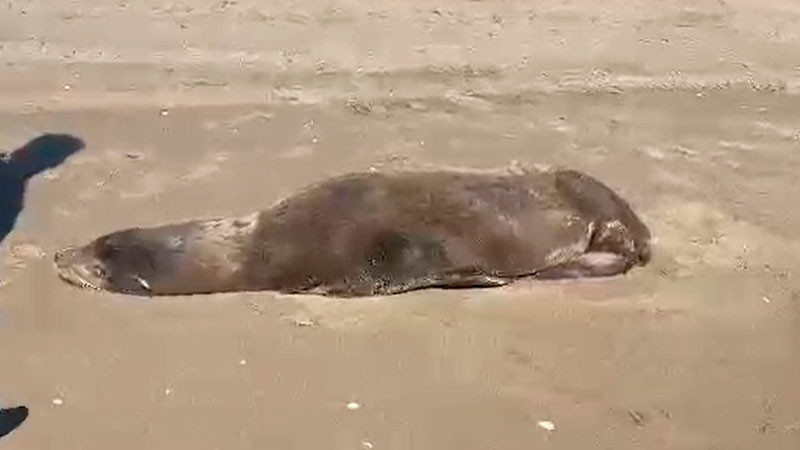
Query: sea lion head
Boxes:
[
  {"xmin": 54, "ymin": 217, "xmax": 258, "ymax": 296},
  {"xmin": 53, "ymin": 228, "xmax": 178, "ymax": 295}
]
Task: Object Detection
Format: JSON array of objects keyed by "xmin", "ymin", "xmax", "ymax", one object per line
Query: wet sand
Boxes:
[{"xmin": 1, "ymin": 1, "xmax": 800, "ymax": 449}]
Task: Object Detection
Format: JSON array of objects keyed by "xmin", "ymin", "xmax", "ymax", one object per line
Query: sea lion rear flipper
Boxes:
[
  {"xmin": 533, "ymin": 252, "xmax": 632, "ymax": 279},
  {"xmin": 554, "ymin": 169, "xmax": 651, "ymax": 263}
]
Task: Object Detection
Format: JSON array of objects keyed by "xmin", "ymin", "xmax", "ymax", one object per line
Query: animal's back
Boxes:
[{"xmin": 238, "ymin": 170, "xmax": 592, "ymax": 295}]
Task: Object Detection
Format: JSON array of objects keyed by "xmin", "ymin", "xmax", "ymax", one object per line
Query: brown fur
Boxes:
[{"xmin": 54, "ymin": 169, "xmax": 651, "ymax": 297}]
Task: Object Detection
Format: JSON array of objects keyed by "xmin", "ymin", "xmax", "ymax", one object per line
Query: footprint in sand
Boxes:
[{"xmin": 2, "ymin": 242, "xmax": 46, "ymax": 272}]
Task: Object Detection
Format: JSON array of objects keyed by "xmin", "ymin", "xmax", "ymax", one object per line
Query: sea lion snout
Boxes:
[
  {"xmin": 54, "ymin": 247, "xmax": 87, "ymax": 277},
  {"xmin": 53, "ymin": 246, "xmax": 78, "ymax": 266}
]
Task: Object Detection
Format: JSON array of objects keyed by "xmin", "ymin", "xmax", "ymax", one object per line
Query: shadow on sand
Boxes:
[
  {"xmin": 0, "ymin": 134, "xmax": 82, "ymax": 440},
  {"xmin": 0, "ymin": 406, "xmax": 28, "ymax": 439},
  {"xmin": 0, "ymin": 134, "xmax": 85, "ymax": 244}
]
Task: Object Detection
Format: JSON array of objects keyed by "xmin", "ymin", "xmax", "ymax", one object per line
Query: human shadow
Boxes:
[
  {"xmin": 0, "ymin": 405, "xmax": 28, "ymax": 439},
  {"xmin": 0, "ymin": 134, "xmax": 85, "ymax": 244}
]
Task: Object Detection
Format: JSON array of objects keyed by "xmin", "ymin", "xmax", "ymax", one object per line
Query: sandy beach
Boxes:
[{"xmin": 1, "ymin": 0, "xmax": 799, "ymax": 448}]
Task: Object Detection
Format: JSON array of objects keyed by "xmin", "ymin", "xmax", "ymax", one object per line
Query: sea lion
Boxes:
[{"xmin": 53, "ymin": 168, "xmax": 651, "ymax": 297}]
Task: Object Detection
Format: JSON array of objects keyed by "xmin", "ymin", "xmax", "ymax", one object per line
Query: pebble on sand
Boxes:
[
  {"xmin": 537, "ymin": 420, "xmax": 556, "ymax": 432},
  {"xmin": 292, "ymin": 317, "xmax": 316, "ymax": 327}
]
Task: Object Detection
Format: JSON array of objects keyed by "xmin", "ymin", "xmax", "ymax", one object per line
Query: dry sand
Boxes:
[{"xmin": 1, "ymin": 0, "xmax": 800, "ymax": 448}]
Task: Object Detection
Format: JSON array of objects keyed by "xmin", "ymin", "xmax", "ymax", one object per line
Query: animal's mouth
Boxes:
[
  {"xmin": 55, "ymin": 265, "xmax": 102, "ymax": 291},
  {"xmin": 53, "ymin": 247, "xmax": 102, "ymax": 291},
  {"xmin": 637, "ymin": 240, "xmax": 653, "ymax": 265}
]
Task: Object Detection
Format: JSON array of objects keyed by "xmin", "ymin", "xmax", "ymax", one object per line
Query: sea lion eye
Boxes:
[{"xmin": 93, "ymin": 266, "xmax": 106, "ymax": 278}]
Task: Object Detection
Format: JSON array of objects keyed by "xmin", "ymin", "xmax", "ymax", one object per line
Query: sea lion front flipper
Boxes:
[
  {"xmin": 533, "ymin": 252, "xmax": 633, "ymax": 280},
  {"xmin": 432, "ymin": 273, "xmax": 509, "ymax": 289},
  {"xmin": 379, "ymin": 272, "xmax": 509, "ymax": 295},
  {"xmin": 307, "ymin": 273, "xmax": 508, "ymax": 297}
]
